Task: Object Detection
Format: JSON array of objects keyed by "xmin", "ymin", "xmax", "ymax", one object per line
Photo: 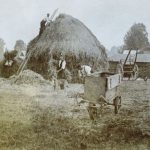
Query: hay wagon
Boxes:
[
  {"xmin": 84, "ymin": 72, "xmax": 122, "ymax": 114},
  {"xmin": 116, "ymin": 49, "xmax": 139, "ymax": 80}
]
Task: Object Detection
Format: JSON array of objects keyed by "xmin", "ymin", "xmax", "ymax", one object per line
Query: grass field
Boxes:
[{"xmin": 0, "ymin": 79, "xmax": 149, "ymax": 149}]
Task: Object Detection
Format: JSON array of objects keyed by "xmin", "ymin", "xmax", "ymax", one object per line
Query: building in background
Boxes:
[{"xmin": 109, "ymin": 53, "xmax": 150, "ymax": 78}]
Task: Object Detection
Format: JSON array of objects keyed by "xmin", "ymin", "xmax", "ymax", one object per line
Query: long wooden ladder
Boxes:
[{"xmin": 16, "ymin": 50, "xmax": 32, "ymax": 76}]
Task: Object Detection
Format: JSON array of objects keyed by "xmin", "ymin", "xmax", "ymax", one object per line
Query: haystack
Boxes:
[
  {"xmin": 9, "ymin": 69, "xmax": 50, "ymax": 85},
  {"xmin": 27, "ymin": 14, "xmax": 108, "ymax": 80}
]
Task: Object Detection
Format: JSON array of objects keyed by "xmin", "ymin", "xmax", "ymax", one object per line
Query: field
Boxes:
[{"xmin": 0, "ymin": 77, "xmax": 150, "ymax": 150}]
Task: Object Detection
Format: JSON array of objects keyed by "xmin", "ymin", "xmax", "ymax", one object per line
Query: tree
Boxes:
[
  {"xmin": 117, "ymin": 45, "xmax": 125, "ymax": 54},
  {"xmin": 124, "ymin": 23, "xmax": 149, "ymax": 49},
  {"xmin": 0, "ymin": 38, "xmax": 5, "ymax": 59},
  {"xmin": 0, "ymin": 38, "xmax": 5, "ymax": 51},
  {"xmin": 14, "ymin": 40, "xmax": 26, "ymax": 52},
  {"xmin": 109, "ymin": 46, "xmax": 124, "ymax": 55}
]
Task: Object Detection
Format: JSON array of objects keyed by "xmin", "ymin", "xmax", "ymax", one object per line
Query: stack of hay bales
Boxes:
[{"xmin": 27, "ymin": 14, "xmax": 108, "ymax": 81}]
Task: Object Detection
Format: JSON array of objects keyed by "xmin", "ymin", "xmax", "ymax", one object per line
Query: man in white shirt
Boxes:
[
  {"xmin": 78, "ymin": 65, "xmax": 92, "ymax": 77},
  {"xmin": 77, "ymin": 64, "xmax": 92, "ymax": 83},
  {"xmin": 81, "ymin": 65, "xmax": 92, "ymax": 76},
  {"xmin": 57, "ymin": 55, "xmax": 66, "ymax": 79}
]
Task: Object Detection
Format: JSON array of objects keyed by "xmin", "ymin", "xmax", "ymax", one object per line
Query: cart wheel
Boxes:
[{"xmin": 114, "ymin": 96, "xmax": 121, "ymax": 114}]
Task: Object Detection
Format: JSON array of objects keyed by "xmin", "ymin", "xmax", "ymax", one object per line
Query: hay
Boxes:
[
  {"xmin": 10, "ymin": 69, "xmax": 50, "ymax": 85},
  {"xmin": 27, "ymin": 14, "xmax": 108, "ymax": 79},
  {"xmin": 29, "ymin": 14, "xmax": 107, "ymax": 57}
]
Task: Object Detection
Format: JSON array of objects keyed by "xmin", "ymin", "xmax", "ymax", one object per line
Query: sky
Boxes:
[{"xmin": 0, "ymin": 0, "xmax": 150, "ymax": 51}]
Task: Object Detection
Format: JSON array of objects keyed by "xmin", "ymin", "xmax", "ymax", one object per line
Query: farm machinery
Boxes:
[
  {"xmin": 116, "ymin": 49, "xmax": 139, "ymax": 80},
  {"xmin": 84, "ymin": 72, "xmax": 122, "ymax": 120}
]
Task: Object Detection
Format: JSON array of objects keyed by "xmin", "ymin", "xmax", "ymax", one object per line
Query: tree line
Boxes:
[
  {"xmin": 110, "ymin": 23, "xmax": 150, "ymax": 54},
  {"xmin": 0, "ymin": 39, "xmax": 27, "ymax": 59}
]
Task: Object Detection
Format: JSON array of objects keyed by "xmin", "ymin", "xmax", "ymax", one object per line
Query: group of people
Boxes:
[{"xmin": 55, "ymin": 54, "xmax": 92, "ymax": 83}]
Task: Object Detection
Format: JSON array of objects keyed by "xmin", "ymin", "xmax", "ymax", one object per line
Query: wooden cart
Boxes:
[
  {"xmin": 84, "ymin": 72, "xmax": 122, "ymax": 115},
  {"xmin": 116, "ymin": 49, "xmax": 139, "ymax": 80}
]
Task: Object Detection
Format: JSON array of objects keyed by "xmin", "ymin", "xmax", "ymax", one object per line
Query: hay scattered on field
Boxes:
[{"xmin": 10, "ymin": 69, "xmax": 51, "ymax": 85}]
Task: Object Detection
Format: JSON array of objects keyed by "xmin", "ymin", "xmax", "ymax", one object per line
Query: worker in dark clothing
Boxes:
[
  {"xmin": 39, "ymin": 13, "xmax": 51, "ymax": 37},
  {"xmin": 39, "ymin": 19, "xmax": 46, "ymax": 36}
]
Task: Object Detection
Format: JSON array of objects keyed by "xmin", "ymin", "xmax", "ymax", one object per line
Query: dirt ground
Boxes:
[{"xmin": 0, "ymin": 77, "xmax": 149, "ymax": 150}]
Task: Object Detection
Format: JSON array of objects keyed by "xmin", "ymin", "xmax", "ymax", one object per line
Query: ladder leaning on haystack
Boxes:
[{"xmin": 16, "ymin": 50, "xmax": 32, "ymax": 76}]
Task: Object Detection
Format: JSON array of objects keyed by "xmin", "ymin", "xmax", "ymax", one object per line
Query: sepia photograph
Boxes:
[{"xmin": 0, "ymin": 0, "xmax": 150, "ymax": 149}]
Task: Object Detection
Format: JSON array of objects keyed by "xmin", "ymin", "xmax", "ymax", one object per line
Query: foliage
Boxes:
[
  {"xmin": 0, "ymin": 38, "xmax": 5, "ymax": 50},
  {"xmin": 110, "ymin": 46, "xmax": 124, "ymax": 55},
  {"xmin": 124, "ymin": 23, "xmax": 149, "ymax": 49},
  {"xmin": 0, "ymin": 38, "xmax": 5, "ymax": 59},
  {"xmin": 4, "ymin": 50, "xmax": 18, "ymax": 60},
  {"xmin": 14, "ymin": 40, "xmax": 27, "ymax": 52}
]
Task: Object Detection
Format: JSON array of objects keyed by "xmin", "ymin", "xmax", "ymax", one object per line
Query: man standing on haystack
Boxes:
[
  {"xmin": 39, "ymin": 13, "xmax": 51, "ymax": 37},
  {"xmin": 44, "ymin": 13, "xmax": 51, "ymax": 26},
  {"xmin": 39, "ymin": 19, "xmax": 46, "ymax": 36}
]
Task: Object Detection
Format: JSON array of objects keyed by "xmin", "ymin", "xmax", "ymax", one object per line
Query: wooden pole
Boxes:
[
  {"xmin": 123, "ymin": 49, "xmax": 132, "ymax": 66},
  {"xmin": 16, "ymin": 50, "xmax": 32, "ymax": 75},
  {"xmin": 50, "ymin": 8, "xmax": 58, "ymax": 21}
]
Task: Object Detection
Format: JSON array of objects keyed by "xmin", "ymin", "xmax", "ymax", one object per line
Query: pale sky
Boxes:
[{"xmin": 0, "ymin": 0, "xmax": 150, "ymax": 50}]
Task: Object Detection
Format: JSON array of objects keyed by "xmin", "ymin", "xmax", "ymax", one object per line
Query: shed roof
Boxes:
[
  {"xmin": 123, "ymin": 50, "xmax": 138, "ymax": 55},
  {"xmin": 109, "ymin": 54, "xmax": 150, "ymax": 63}
]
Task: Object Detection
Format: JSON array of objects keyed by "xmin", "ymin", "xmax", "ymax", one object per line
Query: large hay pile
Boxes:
[
  {"xmin": 27, "ymin": 14, "xmax": 108, "ymax": 80},
  {"xmin": 10, "ymin": 69, "xmax": 50, "ymax": 85}
]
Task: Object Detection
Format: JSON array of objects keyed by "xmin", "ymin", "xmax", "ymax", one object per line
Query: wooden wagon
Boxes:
[
  {"xmin": 84, "ymin": 72, "xmax": 122, "ymax": 115},
  {"xmin": 116, "ymin": 49, "xmax": 139, "ymax": 80}
]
